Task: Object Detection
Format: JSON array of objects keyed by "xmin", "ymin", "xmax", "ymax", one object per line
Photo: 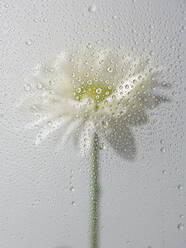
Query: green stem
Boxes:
[{"xmin": 90, "ymin": 133, "xmax": 99, "ymax": 248}]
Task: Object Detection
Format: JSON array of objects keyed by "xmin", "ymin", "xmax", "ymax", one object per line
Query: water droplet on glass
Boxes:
[
  {"xmin": 107, "ymin": 67, "xmax": 113, "ymax": 72},
  {"xmin": 177, "ymin": 184, "xmax": 183, "ymax": 190},
  {"xmin": 71, "ymin": 201, "xmax": 76, "ymax": 206},
  {"xmin": 88, "ymin": 98, "xmax": 94, "ymax": 105},
  {"xmin": 37, "ymin": 83, "xmax": 43, "ymax": 89},
  {"xmin": 69, "ymin": 185, "xmax": 75, "ymax": 192},
  {"xmin": 24, "ymin": 84, "xmax": 31, "ymax": 92},
  {"xmin": 149, "ymin": 50, "xmax": 154, "ymax": 56},
  {"xmin": 84, "ymin": 72, "xmax": 89, "ymax": 77},
  {"xmin": 76, "ymin": 88, "xmax": 81, "ymax": 93},
  {"xmin": 49, "ymin": 80, "xmax": 55, "ymax": 87},
  {"xmin": 87, "ymin": 80, "xmax": 92, "ymax": 86},
  {"xmin": 102, "ymin": 120, "xmax": 108, "ymax": 128},
  {"xmin": 30, "ymin": 105, "xmax": 38, "ymax": 113},
  {"xmin": 49, "ymin": 68, "xmax": 54, "ymax": 73},
  {"xmin": 160, "ymin": 147, "xmax": 166, "ymax": 153},
  {"xmin": 33, "ymin": 18, "xmax": 39, "ymax": 23},
  {"xmin": 86, "ymin": 42, "xmax": 92, "ymax": 48},
  {"xmin": 179, "ymin": 214, "xmax": 184, "ymax": 219},
  {"xmin": 160, "ymin": 139, "xmax": 164, "ymax": 144},
  {"xmin": 47, "ymin": 121, "xmax": 52, "ymax": 126},
  {"xmin": 96, "ymin": 88, "xmax": 102, "ymax": 94},
  {"xmin": 162, "ymin": 169, "xmax": 167, "ymax": 174},
  {"xmin": 99, "ymin": 143, "xmax": 105, "ymax": 150},
  {"xmin": 105, "ymin": 90, "xmax": 110, "ymax": 96},
  {"xmin": 25, "ymin": 39, "xmax": 32, "ymax": 46},
  {"xmin": 126, "ymin": 240, "xmax": 131, "ymax": 244},
  {"xmin": 88, "ymin": 5, "xmax": 96, "ymax": 13},
  {"xmin": 177, "ymin": 222, "xmax": 184, "ymax": 231},
  {"xmin": 99, "ymin": 59, "xmax": 104, "ymax": 64}
]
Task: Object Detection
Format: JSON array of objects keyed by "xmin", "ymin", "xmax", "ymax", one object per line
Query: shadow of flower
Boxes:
[
  {"xmin": 104, "ymin": 72, "xmax": 169, "ymax": 160},
  {"xmin": 105, "ymin": 119, "xmax": 137, "ymax": 160}
]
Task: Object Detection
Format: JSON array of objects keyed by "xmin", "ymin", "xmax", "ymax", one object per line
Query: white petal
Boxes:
[
  {"xmin": 78, "ymin": 120, "xmax": 95, "ymax": 156},
  {"xmin": 55, "ymin": 119, "xmax": 81, "ymax": 150},
  {"xmin": 25, "ymin": 116, "xmax": 50, "ymax": 129},
  {"xmin": 35, "ymin": 117, "xmax": 71, "ymax": 145}
]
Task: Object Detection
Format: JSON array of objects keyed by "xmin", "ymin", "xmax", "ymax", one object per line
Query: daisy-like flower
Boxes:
[
  {"xmin": 21, "ymin": 45, "xmax": 156, "ymax": 156},
  {"xmin": 20, "ymin": 44, "xmax": 161, "ymax": 248}
]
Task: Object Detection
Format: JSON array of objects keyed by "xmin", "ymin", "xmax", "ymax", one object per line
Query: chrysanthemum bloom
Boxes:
[
  {"xmin": 20, "ymin": 44, "xmax": 160, "ymax": 248},
  {"xmin": 21, "ymin": 45, "xmax": 156, "ymax": 156}
]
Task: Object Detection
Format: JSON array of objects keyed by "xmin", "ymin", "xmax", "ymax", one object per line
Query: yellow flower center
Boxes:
[{"xmin": 74, "ymin": 81, "xmax": 113, "ymax": 104}]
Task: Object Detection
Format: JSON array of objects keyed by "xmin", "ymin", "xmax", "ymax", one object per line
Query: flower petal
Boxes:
[
  {"xmin": 78, "ymin": 120, "xmax": 95, "ymax": 156},
  {"xmin": 35, "ymin": 117, "xmax": 71, "ymax": 145},
  {"xmin": 55, "ymin": 119, "xmax": 82, "ymax": 150}
]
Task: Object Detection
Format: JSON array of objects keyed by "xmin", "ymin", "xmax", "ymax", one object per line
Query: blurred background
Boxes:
[{"xmin": 0, "ymin": 0, "xmax": 185, "ymax": 247}]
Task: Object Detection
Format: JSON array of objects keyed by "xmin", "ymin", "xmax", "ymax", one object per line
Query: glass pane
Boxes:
[{"xmin": 0, "ymin": 0, "xmax": 185, "ymax": 248}]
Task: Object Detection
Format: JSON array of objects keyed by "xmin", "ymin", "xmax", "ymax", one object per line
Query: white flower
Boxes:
[{"xmin": 20, "ymin": 45, "xmax": 157, "ymax": 156}]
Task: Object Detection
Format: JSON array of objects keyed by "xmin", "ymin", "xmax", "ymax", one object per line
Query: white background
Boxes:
[{"xmin": 0, "ymin": 0, "xmax": 185, "ymax": 248}]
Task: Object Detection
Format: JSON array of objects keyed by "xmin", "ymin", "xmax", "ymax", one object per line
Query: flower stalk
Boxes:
[{"xmin": 90, "ymin": 133, "xmax": 99, "ymax": 248}]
